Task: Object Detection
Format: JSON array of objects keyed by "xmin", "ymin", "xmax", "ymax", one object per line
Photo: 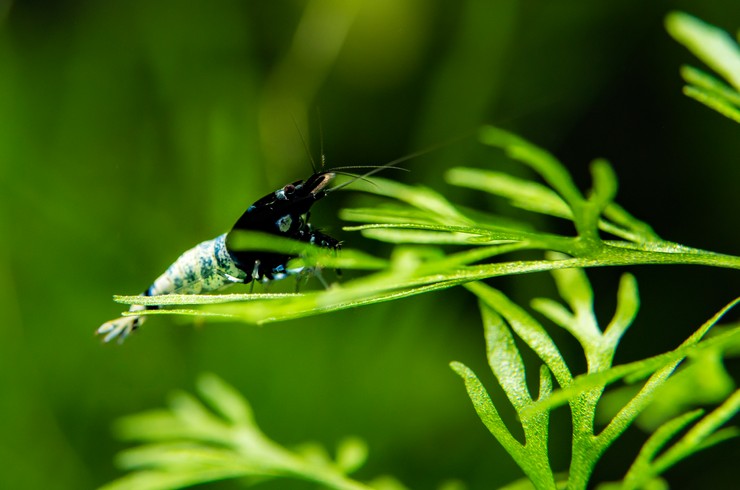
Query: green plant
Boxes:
[
  {"xmin": 114, "ymin": 121, "xmax": 738, "ymax": 325},
  {"xmin": 103, "ymin": 12, "xmax": 739, "ymax": 490},
  {"xmin": 100, "ymin": 374, "xmax": 403, "ymax": 490},
  {"xmin": 452, "ymin": 273, "xmax": 739, "ymax": 490},
  {"xmin": 666, "ymin": 11, "xmax": 740, "ymax": 123}
]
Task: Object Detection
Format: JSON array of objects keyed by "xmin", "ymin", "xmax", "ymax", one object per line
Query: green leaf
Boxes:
[
  {"xmin": 683, "ymin": 84, "xmax": 740, "ymax": 123},
  {"xmin": 588, "ymin": 159, "xmax": 618, "ymax": 211},
  {"xmin": 525, "ymin": 297, "xmax": 740, "ymax": 415},
  {"xmin": 99, "ymin": 466, "xmax": 253, "ymax": 490},
  {"xmin": 346, "ymin": 176, "xmax": 470, "ymax": 224},
  {"xmin": 529, "ymin": 298, "xmax": 574, "ymax": 335},
  {"xmin": 343, "ymin": 222, "xmax": 519, "ymax": 241},
  {"xmin": 335, "ymin": 437, "xmax": 369, "ymax": 474},
  {"xmin": 339, "ymin": 205, "xmax": 441, "ymax": 225},
  {"xmin": 445, "ymin": 167, "xmax": 572, "ymax": 219},
  {"xmin": 624, "ymin": 410, "xmax": 704, "ymax": 484},
  {"xmin": 449, "ymin": 362, "xmax": 523, "ymax": 456},
  {"xmin": 601, "ymin": 203, "xmax": 660, "ymax": 242},
  {"xmin": 666, "ymin": 11, "xmax": 740, "ymax": 91},
  {"xmin": 619, "ymin": 390, "xmax": 740, "ymax": 489},
  {"xmin": 652, "ymin": 389, "xmax": 740, "ymax": 473},
  {"xmin": 549, "ymin": 262, "xmax": 595, "ymax": 321},
  {"xmin": 452, "ymin": 295, "xmax": 557, "ymax": 489},
  {"xmin": 354, "ymin": 228, "xmax": 491, "ymax": 245},
  {"xmin": 479, "ymin": 126, "xmax": 585, "ymax": 210},
  {"xmin": 114, "ymin": 443, "xmax": 251, "ymax": 472},
  {"xmin": 196, "ymin": 373, "xmax": 255, "ymax": 427},
  {"xmin": 104, "ymin": 375, "xmax": 379, "ymax": 490},
  {"xmin": 537, "ymin": 365, "xmax": 553, "ymax": 401},
  {"xmin": 681, "ymin": 65, "xmax": 740, "ymax": 106},
  {"xmin": 481, "ymin": 302, "xmax": 532, "ymax": 410},
  {"xmin": 447, "ymin": 166, "xmax": 660, "ymax": 245},
  {"xmin": 450, "ymin": 362, "xmax": 557, "ymax": 490},
  {"xmin": 466, "ymin": 282, "xmax": 572, "ymax": 387},
  {"xmin": 603, "ymin": 273, "xmax": 639, "ymax": 345}
]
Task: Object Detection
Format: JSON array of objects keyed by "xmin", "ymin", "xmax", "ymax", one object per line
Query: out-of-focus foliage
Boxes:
[
  {"xmin": 1, "ymin": 2, "xmax": 739, "ymax": 489},
  {"xmin": 102, "ymin": 373, "xmax": 395, "ymax": 490},
  {"xmin": 666, "ymin": 12, "xmax": 740, "ymax": 123}
]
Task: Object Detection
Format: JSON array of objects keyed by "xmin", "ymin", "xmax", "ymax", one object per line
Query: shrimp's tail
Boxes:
[{"xmin": 97, "ymin": 304, "xmax": 147, "ymax": 343}]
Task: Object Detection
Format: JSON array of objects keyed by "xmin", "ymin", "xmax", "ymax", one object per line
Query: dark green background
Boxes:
[{"xmin": 1, "ymin": 1, "xmax": 738, "ymax": 489}]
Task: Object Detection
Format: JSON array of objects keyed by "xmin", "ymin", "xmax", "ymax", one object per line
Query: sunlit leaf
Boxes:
[{"xmin": 666, "ymin": 11, "xmax": 740, "ymax": 90}]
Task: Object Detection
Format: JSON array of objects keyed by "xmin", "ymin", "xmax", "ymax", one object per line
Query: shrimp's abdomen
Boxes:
[{"xmin": 97, "ymin": 234, "xmax": 247, "ymax": 343}]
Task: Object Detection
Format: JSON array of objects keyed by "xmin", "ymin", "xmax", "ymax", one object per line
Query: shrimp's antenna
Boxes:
[
  {"xmin": 330, "ymin": 165, "xmax": 410, "ymax": 173},
  {"xmin": 327, "ymin": 132, "xmax": 473, "ymax": 192},
  {"xmin": 326, "ymin": 144, "xmax": 440, "ymax": 193},
  {"xmin": 317, "ymin": 107, "xmax": 327, "ymax": 170},
  {"xmin": 330, "ymin": 170, "xmax": 381, "ymax": 187},
  {"xmin": 291, "ymin": 115, "xmax": 318, "ymax": 174}
]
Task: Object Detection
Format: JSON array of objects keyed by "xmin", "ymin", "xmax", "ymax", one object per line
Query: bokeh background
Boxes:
[{"xmin": 1, "ymin": 1, "xmax": 738, "ymax": 489}]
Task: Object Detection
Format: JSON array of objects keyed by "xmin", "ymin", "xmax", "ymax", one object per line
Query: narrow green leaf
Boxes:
[
  {"xmin": 690, "ymin": 426, "xmax": 740, "ymax": 453},
  {"xmin": 683, "ymin": 85, "xmax": 740, "ymax": 123},
  {"xmin": 196, "ymin": 373, "xmax": 254, "ymax": 427},
  {"xmin": 335, "ymin": 437, "xmax": 368, "ymax": 474},
  {"xmin": 445, "ymin": 167, "xmax": 572, "ymax": 219},
  {"xmin": 546, "ymin": 262, "xmax": 602, "ymax": 344},
  {"xmin": 537, "ymin": 365, "xmax": 553, "ymax": 401},
  {"xmin": 366, "ymin": 475, "xmax": 410, "ymax": 490},
  {"xmin": 666, "ymin": 11, "xmax": 740, "ymax": 90},
  {"xmin": 356, "ymin": 228, "xmax": 495, "ymax": 245},
  {"xmin": 114, "ymin": 443, "xmax": 249, "ymax": 471},
  {"xmin": 465, "ymin": 282, "xmax": 573, "ymax": 387},
  {"xmin": 595, "ymin": 359, "xmax": 684, "ymax": 459},
  {"xmin": 588, "ymin": 159, "xmax": 618, "ymax": 211},
  {"xmin": 343, "ymin": 222, "xmax": 521, "ymax": 241},
  {"xmin": 549, "ymin": 261, "xmax": 594, "ymax": 315},
  {"xmin": 530, "ymin": 298, "xmax": 574, "ymax": 333},
  {"xmin": 524, "ymin": 299, "xmax": 740, "ymax": 414},
  {"xmin": 480, "ymin": 302, "xmax": 532, "ymax": 411},
  {"xmin": 114, "ymin": 410, "xmax": 188, "ymax": 442},
  {"xmin": 124, "ymin": 309, "xmax": 237, "ymax": 319},
  {"xmin": 629, "ymin": 349, "xmax": 735, "ymax": 431},
  {"xmin": 447, "ymin": 166, "xmax": 662, "ymax": 246},
  {"xmin": 597, "ymin": 477, "xmax": 669, "ymax": 490},
  {"xmin": 439, "ymin": 242, "xmax": 534, "ymax": 268},
  {"xmin": 449, "ymin": 361, "xmax": 524, "ymax": 455},
  {"xmin": 339, "ymin": 206, "xmax": 440, "ymax": 225},
  {"xmin": 604, "ymin": 273, "xmax": 639, "ymax": 345},
  {"xmin": 624, "ymin": 409, "xmax": 704, "ymax": 484},
  {"xmin": 653, "ymin": 389, "xmax": 740, "ymax": 474},
  {"xmin": 168, "ymin": 391, "xmax": 231, "ymax": 441},
  {"xmin": 115, "ymin": 293, "xmax": 300, "ymax": 306},
  {"xmin": 479, "ymin": 126, "xmax": 585, "ymax": 209},
  {"xmin": 601, "ymin": 203, "xmax": 661, "ymax": 242},
  {"xmin": 681, "ymin": 65, "xmax": 740, "ymax": 105},
  {"xmin": 618, "ymin": 403, "xmax": 740, "ymax": 490},
  {"xmin": 347, "ymin": 177, "xmax": 471, "ymax": 224},
  {"xmin": 100, "ymin": 467, "xmax": 253, "ymax": 490}
]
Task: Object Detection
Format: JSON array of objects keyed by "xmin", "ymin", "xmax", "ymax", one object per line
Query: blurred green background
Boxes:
[{"xmin": 1, "ymin": 1, "xmax": 738, "ymax": 489}]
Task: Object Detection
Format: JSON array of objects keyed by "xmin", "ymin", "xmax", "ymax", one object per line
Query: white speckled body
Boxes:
[
  {"xmin": 147, "ymin": 233, "xmax": 246, "ymax": 296},
  {"xmin": 97, "ymin": 233, "xmax": 247, "ymax": 343}
]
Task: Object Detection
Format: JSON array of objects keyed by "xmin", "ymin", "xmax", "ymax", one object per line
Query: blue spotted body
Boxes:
[
  {"xmin": 146, "ymin": 233, "xmax": 246, "ymax": 296},
  {"xmin": 97, "ymin": 171, "xmax": 340, "ymax": 343}
]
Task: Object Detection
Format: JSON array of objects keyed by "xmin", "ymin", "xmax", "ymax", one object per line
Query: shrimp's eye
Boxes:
[{"xmin": 283, "ymin": 184, "xmax": 296, "ymax": 195}]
